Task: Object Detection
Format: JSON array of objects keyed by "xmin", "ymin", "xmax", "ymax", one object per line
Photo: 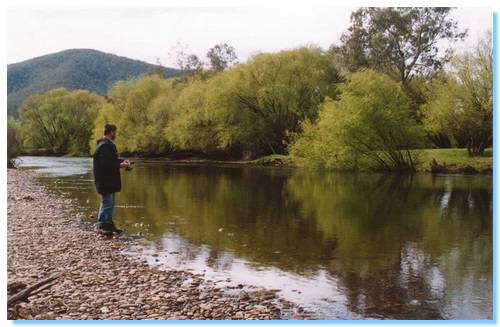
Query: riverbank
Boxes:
[
  {"xmin": 14, "ymin": 147, "xmax": 493, "ymax": 174},
  {"xmin": 417, "ymin": 148, "xmax": 493, "ymax": 174},
  {"xmin": 7, "ymin": 169, "xmax": 305, "ymax": 320},
  {"xmin": 254, "ymin": 149, "xmax": 493, "ymax": 173}
]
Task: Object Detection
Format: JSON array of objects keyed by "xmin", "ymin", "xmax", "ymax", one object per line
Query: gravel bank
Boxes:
[{"xmin": 7, "ymin": 169, "xmax": 303, "ymax": 320}]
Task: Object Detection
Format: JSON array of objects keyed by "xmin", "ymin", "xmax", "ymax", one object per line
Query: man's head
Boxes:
[{"xmin": 104, "ymin": 124, "xmax": 117, "ymax": 140}]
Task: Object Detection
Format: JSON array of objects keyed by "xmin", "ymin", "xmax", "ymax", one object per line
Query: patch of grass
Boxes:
[
  {"xmin": 416, "ymin": 148, "xmax": 492, "ymax": 172},
  {"xmin": 253, "ymin": 149, "xmax": 492, "ymax": 173}
]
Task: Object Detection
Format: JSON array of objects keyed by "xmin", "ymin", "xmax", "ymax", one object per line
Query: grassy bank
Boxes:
[
  {"xmin": 417, "ymin": 148, "xmax": 492, "ymax": 173},
  {"xmin": 254, "ymin": 148, "xmax": 493, "ymax": 174},
  {"xmin": 16, "ymin": 147, "xmax": 493, "ymax": 174}
]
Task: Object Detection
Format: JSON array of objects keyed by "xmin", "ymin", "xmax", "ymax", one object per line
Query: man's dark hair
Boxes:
[{"xmin": 104, "ymin": 124, "xmax": 117, "ymax": 136}]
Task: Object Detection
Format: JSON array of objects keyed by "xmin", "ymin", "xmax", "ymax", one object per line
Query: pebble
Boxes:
[{"xmin": 7, "ymin": 169, "xmax": 305, "ymax": 320}]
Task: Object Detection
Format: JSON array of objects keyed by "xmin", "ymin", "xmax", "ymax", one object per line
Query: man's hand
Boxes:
[{"xmin": 120, "ymin": 160, "xmax": 130, "ymax": 169}]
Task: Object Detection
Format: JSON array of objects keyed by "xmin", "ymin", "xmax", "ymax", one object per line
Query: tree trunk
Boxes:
[{"xmin": 467, "ymin": 139, "xmax": 485, "ymax": 157}]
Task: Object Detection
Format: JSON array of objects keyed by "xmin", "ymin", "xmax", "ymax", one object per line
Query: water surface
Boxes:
[{"xmin": 17, "ymin": 156, "xmax": 493, "ymax": 320}]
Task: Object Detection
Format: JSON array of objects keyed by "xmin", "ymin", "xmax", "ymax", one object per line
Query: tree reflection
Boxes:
[{"xmin": 287, "ymin": 171, "xmax": 492, "ymax": 319}]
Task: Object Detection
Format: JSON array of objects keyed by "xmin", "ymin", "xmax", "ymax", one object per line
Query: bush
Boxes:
[
  {"xmin": 7, "ymin": 118, "xmax": 22, "ymax": 167},
  {"xmin": 19, "ymin": 88, "xmax": 103, "ymax": 155},
  {"xmin": 290, "ymin": 70, "xmax": 424, "ymax": 171}
]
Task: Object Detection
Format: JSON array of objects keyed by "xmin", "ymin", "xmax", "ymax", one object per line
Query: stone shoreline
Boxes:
[{"xmin": 7, "ymin": 169, "xmax": 304, "ymax": 320}]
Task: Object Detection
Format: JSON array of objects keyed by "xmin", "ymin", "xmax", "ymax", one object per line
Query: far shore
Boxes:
[{"xmin": 15, "ymin": 147, "xmax": 493, "ymax": 175}]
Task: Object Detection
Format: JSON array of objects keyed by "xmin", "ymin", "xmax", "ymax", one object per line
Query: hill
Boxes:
[{"xmin": 7, "ymin": 49, "xmax": 181, "ymax": 116}]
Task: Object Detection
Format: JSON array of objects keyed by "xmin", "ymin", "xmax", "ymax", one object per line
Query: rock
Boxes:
[
  {"xmin": 6, "ymin": 169, "xmax": 291, "ymax": 321},
  {"xmin": 409, "ymin": 299, "xmax": 420, "ymax": 306}
]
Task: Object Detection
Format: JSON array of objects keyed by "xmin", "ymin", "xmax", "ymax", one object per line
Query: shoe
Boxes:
[
  {"xmin": 96, "ymin": 223, "xmax": 113, "ymax": 235},
  {"xmin": 108, "ymin": 222, "xmax": 123, "ymax": 234}
]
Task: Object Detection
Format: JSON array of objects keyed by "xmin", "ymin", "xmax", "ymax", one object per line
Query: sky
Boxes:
[{"xmin": 7, "ymin": 7, "xmax": 493, "ymax": 67}]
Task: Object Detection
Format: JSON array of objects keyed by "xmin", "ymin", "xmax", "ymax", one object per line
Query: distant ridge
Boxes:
[{"xmin": 7, "ymin": 49, "xmax": 181, "ymax": 116}]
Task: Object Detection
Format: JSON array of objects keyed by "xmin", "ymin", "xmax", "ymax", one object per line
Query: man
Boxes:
[{"xmin": 93, "ymin": 124, "xmax": 130, "ymax": 234}]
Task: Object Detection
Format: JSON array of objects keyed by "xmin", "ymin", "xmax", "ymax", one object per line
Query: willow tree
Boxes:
[
  {"xmin": 91, "ymin": 74, "xmax": 182, "ymax": 155},
  {"xmin": 19, "ymin": 88, "xmax": 103, "ymax": 155},
  {"xmin": 162, "ymin": 69, "xmax": 251, "ymax": 155},
  {"xmin": 227, "ymin": 46, "xmax": 343, "ymax": 155},
  {"xmin": 422, "ymin": 33, "xmax": 492, "ymax": 156},
  {"xmin": 290, "ymin": 70, "xmax": 424, "ymax": 171},
  {"xmin": 163, "ymin": 79, "xmax": 220, "ymax": 152}
]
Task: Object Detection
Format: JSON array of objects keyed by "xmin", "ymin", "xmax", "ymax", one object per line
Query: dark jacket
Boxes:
[{"xmin": 93, "ymin": 138, "xmax": 124, "ymax": 194}]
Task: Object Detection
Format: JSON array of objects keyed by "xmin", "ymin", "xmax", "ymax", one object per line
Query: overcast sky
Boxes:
[{"xmin": 7, "ymin": 7, "xmax": 493, "ymax": 67}]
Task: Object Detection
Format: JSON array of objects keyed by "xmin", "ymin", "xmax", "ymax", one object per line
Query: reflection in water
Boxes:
[
  {"xmin": 19, "ymin": 157, "xmax": 493, "ymax": 320},
  {"xmin": 287, "ymin": 172, "xmax": 492, "ymax": 319}
]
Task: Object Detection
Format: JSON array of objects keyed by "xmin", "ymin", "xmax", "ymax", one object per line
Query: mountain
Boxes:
[{"xmin": 7, "ymin": 49, "xmax": 181, "ymax": 116}]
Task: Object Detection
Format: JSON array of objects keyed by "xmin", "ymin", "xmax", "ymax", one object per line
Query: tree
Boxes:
[
  {"xmin": 332, "ymin": 8, "xmax": 467, "ymax": 86},
  {"xmin": 164, "ymin": 79, "xmax": 220, "ymax": 152},
  {"xmin": 227, "ymin": 46, "xmax": 343, "ymax": 154},
  {"xmin": 7, "ymin": 117, "xmax": 22, "ymax": 167},
  {"xmin": 163, "ymin": 47, "xmax": 343, "ymax": 157},
  {"xmin": 290, "ymin": 70, "xmax": 424, "ymax": 171},
  {"xmin": 206, "ymin": 43, "xmax": 238, "ymax": 71},
  {"xmin": 170, "ymin": 43, "xmax": 204, "ymax": 78},
  {"xmin": 91, "ymin": 74, "xmax": 182, "ymax": 155},
  {"xmin": 164, "ymin": 68, "xmax": 257, "ymax": 156},
  {"xmin": 19, "ymin": 88, "xmax": 103, "ymax": 155},
  {"xmin": 422, "ymin": 32, "xmax": 492, "ymax": 156}
]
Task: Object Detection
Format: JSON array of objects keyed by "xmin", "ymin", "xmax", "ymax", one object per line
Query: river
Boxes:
[{"xmin": 16, "ymin": 156, "xmax": 493, "ymax": 320}]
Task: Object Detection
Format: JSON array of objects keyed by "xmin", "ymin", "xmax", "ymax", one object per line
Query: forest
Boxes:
[{"xmin": 7, "ymin": 8, "xmax": 493, "ymax": 172}]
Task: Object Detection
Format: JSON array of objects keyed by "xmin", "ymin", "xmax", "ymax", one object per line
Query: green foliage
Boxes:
[
  {"xmin": 162, "ymin": 46, "xmax": 343, "ymax": 156},
  {"xmin": 164, "ymin": 78, "xmax": 219, "ymax": 151},
  {"xmin": 289, "ymin": 103, "xmax": 358, "ymax": 170},
  {"xmin": 164, "ymin": 68, "xmax": 256, "ymax": 154},
  {"xmin": 8, "ymin": 49, "xmax": 181, "ymax": 116},
  {"xmin": 332, "ymin": 7, "xmax": 466, "ymax": 85},
  {"xmin": 91, "ymin": 74, "xmax": 181, "ymax": 155},
  {"xmin": 7, "ymin": 117, "xmax": 22, "ymax": 167},
  {"xmin": 418, "ymin": 148, "xmax": 492, "ymax": 172},
  {"xmin": 206, "ymin": 43, "xmax": 238, "ymax": 71},
  {"xmin": 19, "ymin": 88, "xmax": 103, "ymax": 155},
  {"xmin": 422, "ymin": 33, "xmax": 492, "ymax": 156},
  {"xmin": 290, "ymin": 70, "xmax": 424, "ymax": 171},
  {"xmin": 10, "ymin": 26, "xmax": 491, "ymax": 171},
  {"xmin": 226, "ymin": 46, "xmax": 343, "ymax": 154}
]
